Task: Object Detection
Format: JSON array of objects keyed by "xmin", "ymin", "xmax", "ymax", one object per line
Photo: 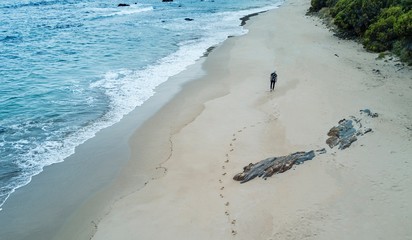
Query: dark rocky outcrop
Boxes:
[
  {"xmin": 360, "ymin": 109, "xmax": 378, "ymax": 118},
  {"xmin": 184, "ymin": 18, "xmax": 194, "ymax": 21},
  {"xmin": 117, "ymin": 3, "xmax": 130, "ymax": 7},
  {"xmin": 326, "ymin": 110, "xmax": 376, "ymax": 149},
  {"xmin": 233, "ymin": 149, "xmax": 325, "ymax": 183},
  {"xmin": 326, "ymin": 119, "xmax": 359, "ymax": 149},
  {"xmin": 233, "ymin": 109, "xmax": 377, "ymax": 183},
  {"xmin": 162, "ymin": 0, "xmax": 173, "ymax": 2},
  {"xmin": 239, "ymin": 11, "xmax": 266, "ymax": 26}
]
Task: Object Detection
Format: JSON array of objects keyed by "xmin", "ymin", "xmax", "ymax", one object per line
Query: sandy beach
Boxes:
[
  {"xmin": 62, "ymin": 0, "xmax": 412, "ymax": 239},
  {"xmin": 67, "ymin": 0, "xmax": 412, "ymax": 238},
  {"xmin": 2, "ymin": 0, "xmax": 411, "ymax": 239}
]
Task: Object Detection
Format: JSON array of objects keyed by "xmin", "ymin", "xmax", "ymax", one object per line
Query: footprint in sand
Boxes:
[{"xmin": 222, "ymin": 121, "xmax": 280, "ymax": 237}]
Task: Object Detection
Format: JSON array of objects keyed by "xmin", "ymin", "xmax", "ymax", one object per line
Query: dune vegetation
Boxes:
[{"xmin": 309, "ymin": 0, "xmax": 412, "ymax": 64}]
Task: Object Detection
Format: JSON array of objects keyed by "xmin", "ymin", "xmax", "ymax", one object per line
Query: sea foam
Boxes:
[{"xmin": 0, "ymin": 0, "xmax": 283, "ymax": 210}]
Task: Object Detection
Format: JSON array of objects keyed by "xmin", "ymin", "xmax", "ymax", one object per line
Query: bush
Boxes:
[
  {"xmin": 309, "ymin": 0, "xmax": 340, "ymax": 12},
  {"xmin": 363, "ymin": 6, "xmax": 404, "ymax": 51},
  {"xmin": 394, "ymin": 10, "xmax": 412, "ymax": 64},
  {"xmin": 310, "ymin": 0, "xmax": 328, "ymax": 12},
  {"xmin": 326, "ymin": 0, "xmax": 340, "ymax": 6},
  {"xmin": 393, "ymin": 40, "xmax": 412, "ymax": 65},
  {"xmin": 399, "ymin": 0, "xmax": 412, "ymax": 10},
  {"xmin": 332, "ymin": 0, "xmax": 387, "ymax": 36},
  {"xmin": 394, "ymin": 9, "xmax": 412, "ymax": 36},
  {"xmin": 309, "ymin": 0, "xmax": 412, "ymax": 63}
]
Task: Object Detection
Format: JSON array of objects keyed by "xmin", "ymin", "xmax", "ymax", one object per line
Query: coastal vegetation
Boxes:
[{"xmin": 309, "ymin": 0, "xmax": 412, "ymax": 64}]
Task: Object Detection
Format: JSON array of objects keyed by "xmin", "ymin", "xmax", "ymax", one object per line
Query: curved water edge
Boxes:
[{"xmin": 0, "ymin": 1, "xmax": 283, "ymax": 211}]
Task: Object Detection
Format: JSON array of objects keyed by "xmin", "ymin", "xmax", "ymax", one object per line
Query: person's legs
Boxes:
[{"xmin": 270, "ymin": 81, "xmax": 275, "ymax": 90}]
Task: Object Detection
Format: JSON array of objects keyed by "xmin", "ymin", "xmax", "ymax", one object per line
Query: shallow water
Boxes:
[{"xmin": 0, "ymin": 0, "xmax": 282, "ymax": 209}]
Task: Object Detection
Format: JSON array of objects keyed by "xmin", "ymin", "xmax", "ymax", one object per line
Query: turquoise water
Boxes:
[{"xmin": 0, "ymin": 0, "xmax": 282, "ymax": 209}]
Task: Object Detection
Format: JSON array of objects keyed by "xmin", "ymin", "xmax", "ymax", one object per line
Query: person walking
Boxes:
[{"xmin": 270, "ymin": 71, "xmax": 277, "ymax": 91}]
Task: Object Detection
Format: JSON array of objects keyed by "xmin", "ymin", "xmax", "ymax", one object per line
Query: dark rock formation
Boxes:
[
  {"xmin": 239, "ymin": 11, "xmax": 266, "ymax": 26},
  {"xmin": 162, "ymin": 0, "xmax": 173, "ymax": 2},
  {"xmin": 326, "ymin": 119, "xmax": 359, "ymax": 149},
  {"xmin": 233, "ymin": 149, "xmax": 325, "ymax": 183},
  {"xmin": 184, "ymin": 18, "xmax": 194, "ymax": 21},
  {"xmin": 326, "ymin": 110, "xmax": 376, "ymax": 149},
  {"xmin": 372, "ymin": 69, "xmax": 381, "ymax": 74},
  {"xmin": 203, "ymin": 46, "xmax": 216, "ymax": 57},
  {"xmin": 117, "ymin": 3, "xmax": 130, "ymax": 7},
  {"xmin": 233, "ymin": 109, "xmax": 378, "ymax": 184},
  {"xmin": 360, "ymin": 109, "xmax": 378, "ymax": 118}
]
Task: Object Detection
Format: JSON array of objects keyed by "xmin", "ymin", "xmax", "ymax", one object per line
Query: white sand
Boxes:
[{"xmin": 56, "ymin": 0, "xmax": 412, "ymax": 239}]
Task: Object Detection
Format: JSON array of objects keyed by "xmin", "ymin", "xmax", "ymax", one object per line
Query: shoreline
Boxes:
[
  {"xmin": 0, "ymin": 2, "xmax": 275, "ymax": 214},
  {"xmin": 1, "ymin": 0, "xmax": 412, "ymax": 239},
  {"xmin": 0, "ymin": 8, "xmax": 267, "ymax": 240},
  {"xmin": 86, "ymin": 0, "xmax": 412, "ymax": 239},
  {"xmin": 0, "ymin": 56, "xmax": 209, "ymax": 239}
]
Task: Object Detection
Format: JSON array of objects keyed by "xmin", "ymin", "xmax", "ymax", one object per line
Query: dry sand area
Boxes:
[{"xmin": 57, "ymin": 0, "xmax": 412, "ymax": 239}]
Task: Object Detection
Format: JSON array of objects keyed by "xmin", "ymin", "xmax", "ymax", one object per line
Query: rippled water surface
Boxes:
[{"xmin": 0, "ymin": 0, "xmax": 282, "ymax": 209}]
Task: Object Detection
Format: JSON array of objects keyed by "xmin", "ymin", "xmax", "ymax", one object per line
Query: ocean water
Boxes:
[{"xmin": 0, "ymin": 0, "xmax": 282, "ymax": 209}]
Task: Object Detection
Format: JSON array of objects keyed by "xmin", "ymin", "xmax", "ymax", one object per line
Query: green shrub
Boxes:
[
  {"xmin": 393, "ymin": 40, "xmax": 412, "ymax": 64},
  {"xmin": 332, "ymin": 0, "xmax": 387, "ymax": 36},
  {"xmin": 394, "ymin": 9, "xmax": 412, "ymax": 36},
  {"xmin": 399, "ymin": 0, "xmax": 412, "ymax": 10},
  {"xmin": 309, "ymin": 0, "xmax": 339, "ymax": 12},
  {"xmin": 310, "ymin": 0, "xmax": 328, "ymax": 12},
  {"xmin": 363, "ymin": 6, "xmax": 404, "ymax": 51},
  {"xmin": 326, "ymin": 0, "xmax": 340, "ymax": 6},
  {"xmin": 308, "ymin": 0, "xmax": 412, "ymax": 63},
  {"xmin": 394, "ymin": 10, "xmax": 412, "ymax": 64}
]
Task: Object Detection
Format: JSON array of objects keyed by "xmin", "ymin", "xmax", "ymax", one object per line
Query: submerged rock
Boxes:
[{"xmin": 117, "ymin": 3, "xmax": 130, "ymax": 7}]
